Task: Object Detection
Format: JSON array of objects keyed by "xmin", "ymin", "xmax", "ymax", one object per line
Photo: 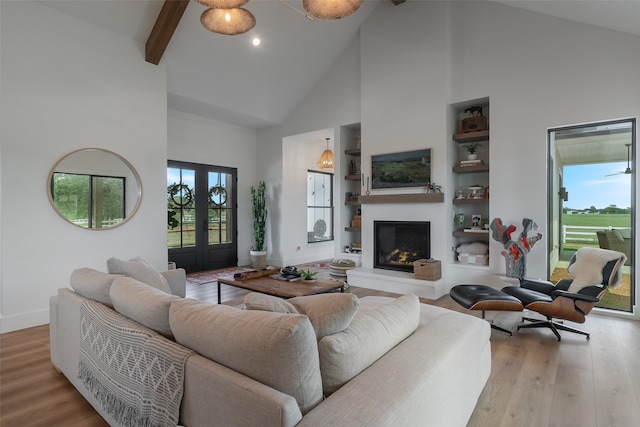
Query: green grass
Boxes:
[{"xmin": 561, "ymin": 213, "xmax": 630, "ymax": 228}]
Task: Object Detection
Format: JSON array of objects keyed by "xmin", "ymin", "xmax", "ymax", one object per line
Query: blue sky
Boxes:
[{"xmin": 564, "ymin": 162, "xmax": 631, "ymax": 210}]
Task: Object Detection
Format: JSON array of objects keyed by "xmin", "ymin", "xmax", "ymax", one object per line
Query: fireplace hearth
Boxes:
[{"xmin": 374, "ymin": 221, "xmax": 430, "ymax": 272}]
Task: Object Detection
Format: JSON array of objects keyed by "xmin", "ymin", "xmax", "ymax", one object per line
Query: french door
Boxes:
[{"xmin": 167, "ymin": 161, "xmax": 237, "ymax": 273}]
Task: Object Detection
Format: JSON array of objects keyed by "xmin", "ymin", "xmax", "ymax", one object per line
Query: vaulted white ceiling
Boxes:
[{"xmin": 38, "ymin": 0, "xmax": 640, "ymax": 129}]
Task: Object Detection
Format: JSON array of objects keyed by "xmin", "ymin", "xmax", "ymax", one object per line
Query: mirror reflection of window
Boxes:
[
  {"xmin": 52, "ymin": 173, "xmax": 125, "ymax": 228},
  {"xmin": 48, "ymin": 149, "xmax": 142, "ymax": 230}
]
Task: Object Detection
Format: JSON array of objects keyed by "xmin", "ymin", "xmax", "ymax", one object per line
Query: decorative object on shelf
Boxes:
[
  {"xmin": 454, "ymin": 213, "xmax": 465, "ymax": 231},
  {"xmin": 317, "ymin": 137, "xmax": 334, "ymax": 169},
  {"xmin": 365, "ymin": 176, "xmax": 370, "ymax": 195},
  {"xmin": 460, "ymin": 106, "xmax": 488, "ymax": 133},
  {"xmin": 459, "ymin": 158, "xmax": 483, "ymax": 167},
  {"xmin": 471, "ymin": 214, "xmax": 482, "ymax": 228},
  {"xmin": 426, "ymin": 182, "xmax": 442, "ymax": 193},
  {"xmin": 414, "ymin": 258, "xmax": 442, "ymax": 281},
  {"xmin": 468, "ymin": 185, "xmax": 486, "ymax": 199},
  {"xmin": 371, "ymin": 148, "xmax": 431, "ymax": 189},
  {"xmin": 250, "ymin": 181, "xmax": 267, "ymax": 269},
  {"xmin": 355, "ymin": 136, "xmax": 361, "ymax": 149},
  {"xmin": 463, "ymin": 143, "xmax": 480, "ymax": 160},
  {"xmin": 303, "ymin": 0, "xmax": 363, "ymax": 19},
  {"xmin": 456, "ymin": 187, "xmax": 465, "ymax": 199},
  {"xmin": 490, "ymin": 218, "xmax": 543, "ymax": 278}
]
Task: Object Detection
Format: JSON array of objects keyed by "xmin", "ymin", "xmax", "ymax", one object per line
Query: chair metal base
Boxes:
[
  {"xmin": 518, "ymin": 316, "xmax": 590, "ymax": 342},
  {"xmin": 481, "ymin": 311, "xmax": 512, "ymax": 336}
]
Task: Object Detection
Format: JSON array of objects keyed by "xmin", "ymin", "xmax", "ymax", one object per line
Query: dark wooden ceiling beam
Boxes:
[
  {"xmin": 391, "ymin": 0, "xmax": 406, "ymax": 5},
  {"xmin": 145, "ymin": 0, "xmax": 190, "ymax": 65}
]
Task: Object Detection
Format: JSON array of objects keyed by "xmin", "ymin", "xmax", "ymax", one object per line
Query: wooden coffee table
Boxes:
[{"xmin": 216, "ymin": 273, "xmax": 345, "ymax": 304}]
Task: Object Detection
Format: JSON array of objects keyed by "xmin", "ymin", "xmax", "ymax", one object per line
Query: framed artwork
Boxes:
[
  {"xmin": 471, "ymin": 214, "xmax": 482, "ymax": 228},
  {"xmin": 371, "ymin": 148, "xmax": 431, "ymax": 189}
]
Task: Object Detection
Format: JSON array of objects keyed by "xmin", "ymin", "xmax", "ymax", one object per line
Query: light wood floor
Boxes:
[{"xmin": 2, "ymin": 281, "xmax": 639, "ymax": 426}]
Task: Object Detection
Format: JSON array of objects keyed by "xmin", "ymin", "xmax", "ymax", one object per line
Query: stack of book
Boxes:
[
  {"xmin": 351, "ymin": 215, "xmax": 361, "ymax": 228},
  {"xmin": 459, "ymin": 159, "xmax": 483, "ymax": 167}
]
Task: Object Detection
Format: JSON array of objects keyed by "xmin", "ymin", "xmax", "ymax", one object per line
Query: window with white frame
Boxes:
[{"xmin": 307, "ymin": 171, "xmax": 334, "ymax": 243}]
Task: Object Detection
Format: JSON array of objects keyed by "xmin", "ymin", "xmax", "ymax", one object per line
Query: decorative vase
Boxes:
[
  {"xmin": 454, "ymin": 213, "xmax": 465, "ymax": 231},
  {"xmin": 467, "ymin": 153, "xmax": 478, "ymax": 160},
  {"xmin": 250, "ymin": 250, "xmax": 267, "ymax": 269}
]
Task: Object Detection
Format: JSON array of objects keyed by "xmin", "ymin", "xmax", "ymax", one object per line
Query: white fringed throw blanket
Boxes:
[
  {"xmin": 567, "ymin": 247, "xmax": 626, "ymax": 293},
  {"xmin": 79, "ymin": 300, "xmax": 193, "ymax": 427}
]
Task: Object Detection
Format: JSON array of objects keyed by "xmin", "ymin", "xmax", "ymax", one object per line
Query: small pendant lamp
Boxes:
[
  {"xmin": 317, "ymin": 138, "xmax": 334, "ymax": 170},
  {"xmin": 303, "ymin": 0, "xmax": 363, "ymax": 20}
]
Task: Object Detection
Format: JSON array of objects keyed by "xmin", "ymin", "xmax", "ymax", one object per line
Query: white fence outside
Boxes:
[{"xmin": 562, "ymin": 225, "xmax": 618, "ymax": 244}]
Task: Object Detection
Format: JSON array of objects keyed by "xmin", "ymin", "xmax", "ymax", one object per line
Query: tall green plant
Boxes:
[{"xmin": 250, "ymin": 181, "xmax": 267, "ymax": 251}]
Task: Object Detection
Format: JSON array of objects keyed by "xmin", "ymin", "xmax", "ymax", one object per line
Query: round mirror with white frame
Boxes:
[{"xmin": 47, "ymin": 148, "xmax": 142, "ymax": 229}]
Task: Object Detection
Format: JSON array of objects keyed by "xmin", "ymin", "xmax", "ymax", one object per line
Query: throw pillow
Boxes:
[
  {"xmin": 106, "ymin": 257, "xmax": 172, "ymax": 294},
  {"xmin": 244, "ymin": 293, "xmax": 299, "ymax": 314},
  {"xmin": 288, "ymin": 293, "xmax": 360, "ymax": 339},
  {"xmin": 110, "ymin": 277, "xmax": 180, "ymax": 338},
  {"xmin": 318, "ymin": 293, "xmax": 420, "ymax": 395},
  {"xmin": 169, "ymin": 299, "xmax": 323, "ymax": 415},
  {"xmin": 69, "ymin": 267, "xmax": 122, "ymax": 307}
]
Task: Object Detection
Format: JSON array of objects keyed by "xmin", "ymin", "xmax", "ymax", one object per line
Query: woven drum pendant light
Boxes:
[
  {"xmin": 317, "ymin": 138, "xmax": 335, "ymax": 169},
  {"xmin": 195, "ymin": 0, "xmax": 249, "ymax": 8},
  {"xmin": 303, "ymin": 0, "xmax": 363, "ymax": 20},
  {"xmin": 200, "ymin": 8, "xmax": 256, "ymax": 35}
]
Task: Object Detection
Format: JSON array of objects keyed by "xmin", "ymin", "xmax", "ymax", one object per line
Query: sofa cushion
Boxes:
[
  {"xmin": 318, "ymin": 293, "xmax": 421, "ymax": 395},
  {"xmin": 288, "ymin": 293, "xmax": 359, "ymax": 339},
  {"xmin": 614, "ymin": 228, "xmax": 631, "ymax": 239},
  {"xmin": 106, "ymin": 257, "xmax": 172, "ymax": 294},
  {"xmin": 169, "ymin": 299, "xmax": 323, "ymax": 414},
  {"xmin": 244, "ymin": 293, "xmax": 299, "ymax": 314},
  {"xmin": 109, "ymin": 277, "xmax": 180, "ymax": 338},
  {"xmin": 69, "ymin": 267, "xmax": 122, "ymax": 307}
]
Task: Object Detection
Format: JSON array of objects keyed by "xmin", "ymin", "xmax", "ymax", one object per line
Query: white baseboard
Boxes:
[{"xmin": 0, "ymin": 308, "xmax": 49, "ymax": 333}]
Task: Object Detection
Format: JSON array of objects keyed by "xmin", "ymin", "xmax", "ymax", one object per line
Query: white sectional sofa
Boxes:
[{"xmin": 49, "ymin": 258, "xmax": 491, "ymax": 427}]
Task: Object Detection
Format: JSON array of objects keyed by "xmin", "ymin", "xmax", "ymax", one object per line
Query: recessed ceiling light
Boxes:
[{"xmin": 252, "ymin": 37, "xmax": 261, "ymax": 46}]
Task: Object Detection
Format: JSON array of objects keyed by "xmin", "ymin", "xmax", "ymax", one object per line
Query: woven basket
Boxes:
[{"xmin": 413, "ymin": 259, "xmax": 441, "ymax": 281}]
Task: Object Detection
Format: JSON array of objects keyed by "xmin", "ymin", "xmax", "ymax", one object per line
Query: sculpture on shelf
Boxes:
[{"xmin": 490, "ymin": 217, "xmax": 543, "ymax": 278}]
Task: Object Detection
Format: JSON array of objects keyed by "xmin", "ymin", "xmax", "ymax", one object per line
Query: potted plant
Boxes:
[
  {"xmin": 299, "ymin": 269, "xmax": 318, "ymax": 282},
  {"xmin": 250, "ymin": 181, "xmax": 267, "ymax": 269},
  {"xmin": 464, "ymin": 143, "xmax": 480, "ymax": 160}
]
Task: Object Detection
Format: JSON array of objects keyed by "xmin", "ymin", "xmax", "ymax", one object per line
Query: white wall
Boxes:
[
  {"xmin": 257, "ymin": 35, "xmax": 362, "ymax": 266},
  {"xmin": 167, "ymin": 109, "xmax": 258, "ymax": 265},
  {"xmin": 360, "ymin": 1, "xmax": 451, "ymax": 269},
  {"xmin": 0, "ymin": 1, "xmax": 168, "ymax": 332},
  {"xmin": 261, "ymin": 0, "xmax": 640, "ymax": 288},
  {"xmin": 280, "ymin": 130, "xmax": 336, "ymax": 266},
  {"xmin": 449, "ymin": 1, "xmax": 640, "ymax": 276}
]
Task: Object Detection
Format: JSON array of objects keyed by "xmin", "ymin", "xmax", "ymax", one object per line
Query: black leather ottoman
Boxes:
[{"xmin": 450, "ymin": 284, "xmax": 524, "ymax": 335}]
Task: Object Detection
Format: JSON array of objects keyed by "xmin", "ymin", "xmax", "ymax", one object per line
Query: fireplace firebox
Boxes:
[{"xmin": 374, "ymin": 221, "xmax": 430, "ymax": 272}]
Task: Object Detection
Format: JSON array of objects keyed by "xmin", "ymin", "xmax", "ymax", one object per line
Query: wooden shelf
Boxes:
[
  {"xmin": 453, "ymin": 198, "xmax": 488, "ymax": 205},
  {"xmin": 453, "ymin": 130, "xmax": 489, "ymax": 143},
  {"xmin": 345, "ymin": 175, "xmax": 360, "ymax": 181},
  {"xmin": 345, "ymin": 227, "xmax": 361, "ymax": 231},
  {"xmin": 452, "ymin": 164, "xmax": 489, "ymax": 173},
  {"xmin": 359, "ymin": 193, "xmax": 444, "ymax": 204},
  {"xmin": 344, "ymin": 148, "xmax": 361, "ymax": 156},
  {"xmin": 453, "ymin": 231, "xmax": 490, "ymax": 238},
  {"xmin": 345, "ymin": 200, "xmax": 360, "ymax": 206}
]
